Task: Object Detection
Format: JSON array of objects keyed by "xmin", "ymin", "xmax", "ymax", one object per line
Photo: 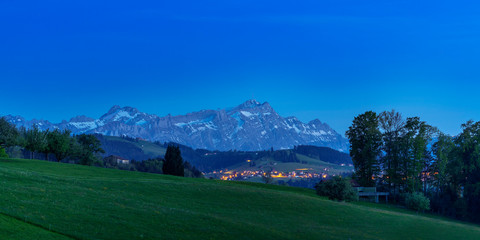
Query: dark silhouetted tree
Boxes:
[
  {"xmin": 346, "ymin": 111, "xmax": 382, "ymax": 187},
  {"xmin": 162, "ymin": 145, "xmax": 184, "ymax": 176},
  {"xmin": 76, "ymin": 134, "xmax": 105, "ymax": 165},
  {"xmin": 401, "ymin": 117, "xmax": 436, "ymax": 193},
  {"xmin": 450, "ymin": 120, "xmax": 480, "ymax": 222},
  {"xmin": 0, "ymin": 117, "xmax": 19, "ymax": 150},
  {"xmin": 47, "ymin": 129, "xmax": 72, "ymax": 162},
  {"xmin": 379, "ymin": 110, "xmax": 405, "ymax": 199},
  {"xmin": 25, "ymin": 125, "xmax": 47, "ymax": 159}
]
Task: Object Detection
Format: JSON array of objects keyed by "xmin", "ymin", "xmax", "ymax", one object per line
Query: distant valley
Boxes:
[{"xmin": 96, "ymin": 134, "xmax": 352, "ymax": 172}]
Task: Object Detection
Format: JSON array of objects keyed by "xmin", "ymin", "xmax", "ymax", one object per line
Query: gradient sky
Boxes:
[{"xmin": 1, "ymin": 0, "xmax": 480, "ymax": 136}]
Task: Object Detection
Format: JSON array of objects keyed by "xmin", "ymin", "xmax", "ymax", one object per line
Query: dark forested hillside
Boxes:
[
  {"xmin": 295, "ymin": 145, "xmax": 352, "ymax": 165},
  {"xmin": 96, "ymin": 134, "xmax": 152, "ymax": 161},
  {"xmin": 96, "ymin": 135, "xmax": 351, "ymax": 171}
]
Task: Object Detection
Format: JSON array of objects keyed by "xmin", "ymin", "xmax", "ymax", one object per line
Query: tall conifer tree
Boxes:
[{"xmin": 163, "ymin": 145, "xmax": 184, "ymax": 177}]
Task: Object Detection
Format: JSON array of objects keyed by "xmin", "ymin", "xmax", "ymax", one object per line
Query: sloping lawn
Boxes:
[{"xmin": 1, "ymin": 158, "xmax": 479, "ymax": 240}]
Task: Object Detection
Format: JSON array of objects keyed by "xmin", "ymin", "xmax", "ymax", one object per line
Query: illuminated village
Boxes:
[
  {"xmin": 204, "ymin": 159, "xmax": 350, "ymax": 181},
  {"xmin": 212, "ymin": 169, "xmax": 329, "ymax": 181}
]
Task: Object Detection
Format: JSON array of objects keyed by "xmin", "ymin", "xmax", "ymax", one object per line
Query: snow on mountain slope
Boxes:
[{"xmin": 2, "ymin": 100, "xmax": 349, "ymax": 152}]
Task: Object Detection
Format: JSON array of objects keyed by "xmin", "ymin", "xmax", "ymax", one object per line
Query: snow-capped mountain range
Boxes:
[{"xmin": 3, "ymin": 100, "xmax": 349, "ymax": 152}]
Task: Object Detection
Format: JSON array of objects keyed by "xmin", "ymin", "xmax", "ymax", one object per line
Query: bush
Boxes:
[
  {"xmin": 0, "ymin": 147, "xmax": 8, "ymax": 158},
  {"xmin": 405, "ymin": 192, "xmax": 430, "ymax": 212},
  {"xmin": 315, "ymin": 176, "xmax": 358, "ymax": 202}
]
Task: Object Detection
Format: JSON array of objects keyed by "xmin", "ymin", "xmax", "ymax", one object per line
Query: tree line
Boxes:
[
  {"xmin": 0, "ymin": 118, "xmax": 202, "ymax": 178},
  {"xmin": 346, "ymin": 110, "xmax": 480, "ymax": 222},
  {"xmin": 0, "ymin": 118, "xmax": 104, "ymax": 165}
]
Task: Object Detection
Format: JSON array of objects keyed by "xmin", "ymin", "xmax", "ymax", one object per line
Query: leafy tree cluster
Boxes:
[
  {"xmin": 0, "ymin": 118, "xmax": 19, "ymax": 150},
  {"xmin": 75, "ymin": 134, "xmax": 105, "ymax": 165},
  {"xmin": 1, "ymin": 118, "xmax": 203, "ymax": 178},
  {"xmin": 130, "ymin": 158, "xmax": 164, "ymax": 174},
  {"xmin": 346, "ymin": 111, "xmax": 436, "ymax": 192},
  {"xmin": 346, "ymin": 111, "xmax": 383, "ymax": 187},
  {"xmin": 346, "ymin": 111, "xmax": 480, "ymax": 222},
  {"xmin": 0, "ymin": 117, "xmax": 104, "ymax": 165}
]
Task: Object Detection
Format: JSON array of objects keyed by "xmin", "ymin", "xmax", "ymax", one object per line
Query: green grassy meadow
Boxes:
[
  {"xmin": 0, "ymin": 214, "xmax": 69, "ymax": 240},
  {"xmin": 1, "ymin": 158, "xmax": 479, "ymax": 240}
]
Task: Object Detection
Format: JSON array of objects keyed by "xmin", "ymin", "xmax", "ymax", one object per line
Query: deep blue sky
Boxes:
[{"xmin": 1, "ymin": 0, "xmax": 480, "ymax": 135}]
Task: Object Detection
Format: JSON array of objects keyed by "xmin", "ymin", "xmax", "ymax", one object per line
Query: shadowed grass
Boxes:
[{"xmin": 0, "ymin": 213, "xmax": 71, "ymax": 240}]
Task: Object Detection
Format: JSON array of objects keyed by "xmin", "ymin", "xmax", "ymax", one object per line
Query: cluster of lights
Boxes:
[
  {"xmin": 205, "ymin": 160, "xmax": 350, "ymax": 181},
  {"xmin": 210, "ymin": 169, "xmax": 331, "ymax": 181}
]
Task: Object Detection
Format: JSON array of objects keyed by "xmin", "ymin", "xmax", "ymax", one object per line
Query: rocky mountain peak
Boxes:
[
  {"xmin": 121, "ymin": 106, "xmax": 140, "ymax": 114},
  {"xmin": 99, "ymin": 106, "xmax": 142, "ymax": 122},
  {"xmin": 236, "ymin": 99, "xmax": 262, "ymax": 109},
  {"xmin": 2, "ymin": 100, "xmax": 349, "ymax": 152},
  {"xmin": 230, "ymin": 100, "xmax": 276, "ymax": 115},
  {"xmin": 106, "ymin": 105, "xmax": 122, "ymax": 114},
  {"xmin": 308, "ymin": 119, "xmax": 325, "ymax": 127}
]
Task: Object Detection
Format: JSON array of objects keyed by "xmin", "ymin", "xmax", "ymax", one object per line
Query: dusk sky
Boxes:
[{"xmin": 1, "ymin": 0, "xmax": 480, "ymax": 136}]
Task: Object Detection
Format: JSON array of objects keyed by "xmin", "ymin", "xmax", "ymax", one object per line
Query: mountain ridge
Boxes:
[{"xmin": 2, "ymin": 100, "xmax": 349, "ymax": 152}]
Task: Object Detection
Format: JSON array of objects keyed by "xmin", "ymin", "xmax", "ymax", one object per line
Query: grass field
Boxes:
[
  {"xmin": 0, "ymin": 214, "xmax": 69, "ymax": 240},
  {"xmin": 1, "ymin": 158, "xmax": 479, "ymax": 240}
]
